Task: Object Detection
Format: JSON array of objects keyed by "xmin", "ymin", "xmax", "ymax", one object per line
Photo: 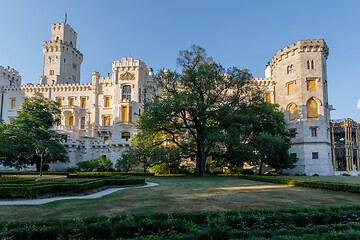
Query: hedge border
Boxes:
[
  {"xmin": 3, "ymin": 206, "xmax": 360, "ymax": 239},
  {"xmin": 238, "ymin": 175, "xmax": 360, "ymax": 193},
  {"xmin": 0, "ymin": 171, "xmax": 67, "ymax": 176},
  {"xmin": 68, "ymin": 172, "xmax": 154, "ymax": 178},
  {"xmin": 0, "ymin": 176, "xmax": 145, "ymax": 199}
]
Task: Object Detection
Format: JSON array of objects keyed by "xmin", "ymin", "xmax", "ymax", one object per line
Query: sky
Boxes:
[{"xmin": 0, "ymin": 0, "xmax": 359, "ymax": 120}]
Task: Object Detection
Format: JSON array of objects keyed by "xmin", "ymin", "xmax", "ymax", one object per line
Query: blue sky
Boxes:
[{"xmin": 0, "ymin": 0, "xmax": 359, "ymax": 120}]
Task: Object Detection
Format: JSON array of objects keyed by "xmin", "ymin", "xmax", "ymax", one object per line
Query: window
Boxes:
[
  {"xmin": 68, "ymin": 116, "xmax": 74, "ymax": 126},
  {"xmin": 121, "ymin": 106, "xmax": 128, "ymax": 122},
  {"xmin": 287, "ymin": 65, "xmax": 294, "ymax": 74},
  {"xmin": 104, "ymin": 96, "xmax": 110, "ymax": 107},
  {"xmin": 49, "ymin": 69, "xmax": 55, "ymax": 75},
  {"xmin": 265, "ymin": 92, "xmax": 271, "ymax": 103},
  {"xmin": 104, "ymin": 136, "xmax": 109, "ymax": 142},
  {"xmin": 311, "ymin": 127, "xmax": 318, "ymax": 137},
  {"xmin": 69, "ymin": 97, "xmax": 75, "ymax": 106},
  {"xmin": 11, "ymin": 99, "xmax": 16, "ymax": 109},
  {"xmin": 307, "ymin": 79, "xmax": 316, "ymax": 91},
  {"xmin": 81, "ymin": 97, "xmax": 86, "ymax": 108},
  {"xmin": 307, "ymin": 99, "xmax": 318, "ymax": 118},
  {"xmin": 288, "ymin": 83, "xmax": 294, "ymax": 95},
  {"xmin": 289, "ymin": 128, "xmax": 296, "ymax": 138},
  {"xmin": 154, "ymin": 95, "xmax": 160, "ymax": 104},
  {"xmin": 73, "ymin": 63, "xmax": 77, "ymax": 70},
  {"xmin": 121, "ymin": 132, "xmax": 131, "ymax": 141},
  {"xmin": 289, "ymin": 104, "xmax": 295, "ymax": 120},
  {"xmin": 81, "ymin": 117, "xmax": 86, "ymax": 129},
  {"xmin": 57, "ymin": 97, "xmax": 62, "ymax": 107},
  {"xmin": 103, "ymin": 116, "xmax": 111, "ymax": 126},
  {"xmin": 64, "ymin": 58, "xmax": 66, "ymax": 63},
  {"xmin": 307, "ymin": 60, "xmax": 314, "ymax": 69},
  {"xmin": 139, "ymin": 88, "xmax": 142, "ymax": 103},
  {"xmin": 129, "ymin": 106, "xmax": 133, "ymax": 122},
  {"xmin": 139, "ymin": 109, "xmax": 141, "ymax": 116},
  {"xmin": 312, "ymin": 152, "xmax": 319, "ymax": 159},
  {"xmin": 122, "ymin": 85, "xmax": 131, "ymax": 100}
]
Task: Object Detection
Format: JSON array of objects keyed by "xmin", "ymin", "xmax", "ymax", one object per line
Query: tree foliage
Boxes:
[
  {"xmin": 133, "ymin": 45, "xmax": 297, "ymax": 175},
  {"xmin": 0, "ymin": 93, "xmax": 68, "ymax": 170}
]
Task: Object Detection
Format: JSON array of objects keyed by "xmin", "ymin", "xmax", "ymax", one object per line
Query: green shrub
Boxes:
[
  {"xmin": 238, "ymin": 175, "xmax": 360, "ymax": 194},
  {"xmin": 0, "ymin": 176, "xmax": 145, "ymax": 198},
  {"xmin": 67, "ymin": 172, "xmax": 154, "ymax": 178},
  {"xmin": 3, "ymin": 207, "xmax": 360, "ymax": 239},
  {"xmin": 0, "ymin": 171, "xmax": 67, "ymax": 175},
  {"xmin": 240, "ymin": 169, "xmax": 254, "ymax": 175},
  {"xmin": 76, "ymin": 156, "xmax": 114, "ymax": 172}
]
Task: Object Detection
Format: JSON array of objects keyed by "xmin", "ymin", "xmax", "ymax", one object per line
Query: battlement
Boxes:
[
  {"xmin": 18, "ymin": 82, "xmax": 93, "ymax": 92},
  {"xmin": 0, "ymin": 65, "xmax": 20, "ymax": 77},
  {"xmin": 269, "ymin": 39, "xmax": 329, "ymax": 69},
  {"xmin": 51, "ymin": 22, "xmax": 77, "ymax": 36},
  {"xmin": 251, "ymin": 77, "xmax": 275, "ymax": 86},
  {"xmin": 43, "ymin": 40, "xmax": 83, "ymax": 57},
  {"xmin": 112, "ymin": 57, "xmax": 148, "ymax": 71}
]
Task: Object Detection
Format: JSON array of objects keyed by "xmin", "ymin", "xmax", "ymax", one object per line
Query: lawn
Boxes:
[{"xmin": 2, "ymin": 176, "xmax": 360, "ymax": 222}]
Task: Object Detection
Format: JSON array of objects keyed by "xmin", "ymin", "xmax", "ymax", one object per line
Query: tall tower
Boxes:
[
  {"xmin": 270, "ymin": 39, "xmax": 333, "ymax": 175},
  {"xmin": 40, "ymin": 22, "xmax": 83, "ymax": 85}
]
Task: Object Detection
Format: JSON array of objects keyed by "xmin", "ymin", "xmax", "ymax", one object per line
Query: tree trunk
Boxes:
[
  {"xmin": 259, "ymin": 159, "xmax": 263, "ymax": 175},
  {"xmin": 195, "ymin": 144, "xmax": 207, "ymax": 176}
]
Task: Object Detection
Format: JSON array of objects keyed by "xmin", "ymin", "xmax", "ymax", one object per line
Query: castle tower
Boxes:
[
  {"xmin": 40, "ymin": 22, "xmax": 83, "ymax": 85},
  {"xmin": 269, "ymin": 39, "xmax": 333, "ymax": 175}
]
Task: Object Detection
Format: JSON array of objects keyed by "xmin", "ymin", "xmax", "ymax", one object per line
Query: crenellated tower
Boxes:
[
  {"xmin": 269, "ymin": 39, "xmax": 333, "ymax": 175},
  {"xmin": 40, "ymin": 22, "xmax": 83, "ymax": 85}
]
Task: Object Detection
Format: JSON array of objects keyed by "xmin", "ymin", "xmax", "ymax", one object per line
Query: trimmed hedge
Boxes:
[
  {"xmin": 68, "ymin": 171, "xmax": 154, "ymax": 178},
  {"xmin": 3, "ymin": 206, "xmax": 360, "ymax": 239},
  {"xmin": 0, "ymin": 171, "xmax": 67, "ymax": 176},
  {"xmin": 0, "ymin": 176, "xmax": 145, "ymax": 198},
  {"xmin": 238, "ymin": 175, "xmax": 360, "ymax": 193}
]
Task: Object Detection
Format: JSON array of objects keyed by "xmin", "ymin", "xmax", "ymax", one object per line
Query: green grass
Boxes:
[{"xmin": 2, "ymin": 176, "xmax": 360, "ymax": 222}]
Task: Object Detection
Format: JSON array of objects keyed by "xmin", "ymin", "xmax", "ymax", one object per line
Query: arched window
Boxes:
[
  {"xmin": 122, "ymin": 85, "xmax": 131, "ymax": 100},
  {"xmin": 289, "ymin": 104, "xmax": 296, "ymax": 120},
  {"xmin": 56, "ymin": 36, "xmax": 60, "ymax": 41},
  {"xmin": 311, "ymin": 60, "xmax": 314, "ymax": 69},
  {"xmin": 307, "ymin": 99, "xmax": 318, "ymax": 118},
  {"xmin": 307, "ymin": 60, "xmax": 310, "ymax": 69},
  {"xmin": 121, "ymin": 132, "xmax": 131, "ymax": 141}
]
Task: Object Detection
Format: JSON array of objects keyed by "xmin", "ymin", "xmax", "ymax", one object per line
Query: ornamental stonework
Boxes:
[{"xmin": 119, "ymin": 72, "xmax": 135, "ymax": 80}]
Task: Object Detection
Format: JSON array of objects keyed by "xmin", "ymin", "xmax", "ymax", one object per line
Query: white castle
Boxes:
[{"xmin": 0, "ymin": 22, "xmax": 334, "ymax": 175}]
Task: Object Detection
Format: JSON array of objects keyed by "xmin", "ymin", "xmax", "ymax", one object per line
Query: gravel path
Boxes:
[{"xmin": 0, "ymin": 182, "xmax": 159, "ymax": 206}]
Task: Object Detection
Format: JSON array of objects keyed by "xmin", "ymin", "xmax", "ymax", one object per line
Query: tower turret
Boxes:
[
  {"xmin": 40, "ymin": 22, "xmax": 83, "ymax": 85},
  {"xmin": 270, "ymin": 39, "xmax": 332, "ymax": 175}
]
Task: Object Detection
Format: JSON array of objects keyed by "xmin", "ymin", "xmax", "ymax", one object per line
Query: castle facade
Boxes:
[{"xmin": 0, "ymin": 22, "xmax": 334, "ymax": 175}]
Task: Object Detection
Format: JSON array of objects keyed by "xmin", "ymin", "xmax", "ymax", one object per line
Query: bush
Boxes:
[
  {"xmin": 238, "ymin": 175, "xmax": 360, "ymax": 194},
  {"xmin": 76, "ymin": 156, "xmax": 113, "ymax": 172},
  {"xmin": 0, "ymin": 171, "xmax": 67, "ymax": 175},
  {"xmin": 0, "ymin": 176, "xmax": 145, "ymax": 199},
  {"xmin": 240, "ymin": 169, "xmax": 254, "ymax": 175},
  {"xmin": 3, "ymin": 207, "xmax": 360, "ymax": 239},
  {"xmin": 67, "ymin": 172, "xmax": 154, "ymax": 178}
]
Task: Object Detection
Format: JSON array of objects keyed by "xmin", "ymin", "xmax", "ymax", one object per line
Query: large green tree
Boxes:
[
  {"xmin": 0, "ymin": 93, "xmax": 68, "ymax": 170},
  {"xmin": 135, "ymin": 45, "xmax": 296, "ymax": 175}
]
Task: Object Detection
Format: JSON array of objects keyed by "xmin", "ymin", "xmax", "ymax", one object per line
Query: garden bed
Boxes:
[
  {"xmin": 2, "ymin": 206, "xmax": 360, "ymax": 239},
  {"xmin": 0, "ymin": 175, "xmax": 145, "ymax": 199},
  {"xmin": 238, "ymin": 174, "xmax": 360, "ymax": 193}
]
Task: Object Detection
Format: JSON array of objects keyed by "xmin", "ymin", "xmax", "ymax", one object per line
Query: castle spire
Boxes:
[{"xmin": 65, "ymin": 12, "xmax": 67, "ymax": 24}]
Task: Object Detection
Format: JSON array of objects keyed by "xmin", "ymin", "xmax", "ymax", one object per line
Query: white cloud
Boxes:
[{"xmin": 357, "ymin": 99, "xmax": 360, "ymax": 110}]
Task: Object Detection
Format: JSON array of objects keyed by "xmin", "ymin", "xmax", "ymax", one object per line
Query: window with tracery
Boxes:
[{"xmin": 122, "ymin": 85, "xmax": 131, "ymax": 100}]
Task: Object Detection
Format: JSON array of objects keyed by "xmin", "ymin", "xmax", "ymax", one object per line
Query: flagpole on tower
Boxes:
[{"xmin": 65, "ymin": 12, "xmax": 67, "ymax": 24}]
